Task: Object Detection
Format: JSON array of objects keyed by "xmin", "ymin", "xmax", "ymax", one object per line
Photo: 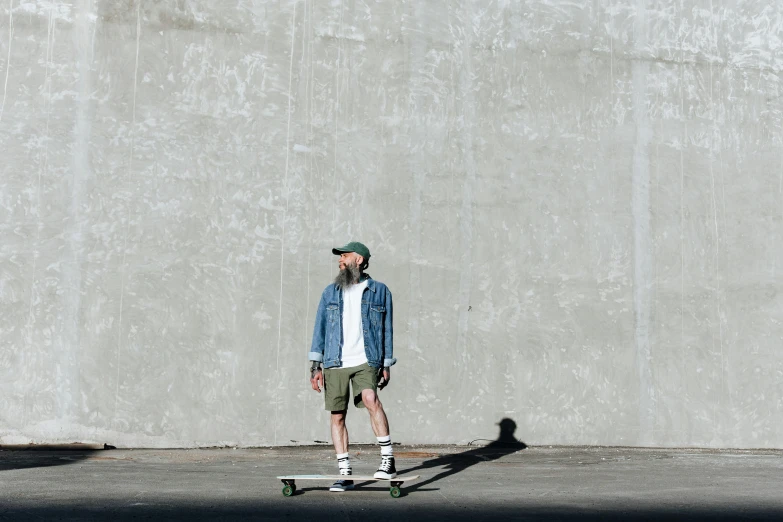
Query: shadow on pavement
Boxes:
[
  {"xmin": 0, "ymin": 445, "xmax": 104, "ymax": 472},
  {"xmin": 395, "ymin": 417, "xmax": 527, "ymax": 494}
]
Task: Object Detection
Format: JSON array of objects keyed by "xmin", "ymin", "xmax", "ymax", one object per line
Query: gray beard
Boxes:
[{"xmin": 334, "ymin": 265, "xmax": 361, "ymax": 289}]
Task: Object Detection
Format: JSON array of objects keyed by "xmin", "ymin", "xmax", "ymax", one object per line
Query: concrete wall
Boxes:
[{"xmin": 1, "ymin": 0, "xmax": 781, "ymax": 449}]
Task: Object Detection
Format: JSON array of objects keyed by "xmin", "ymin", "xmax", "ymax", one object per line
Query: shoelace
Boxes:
[{"xmin": 379, "ymin": 457, "xmax": 393, "ymax": 470}]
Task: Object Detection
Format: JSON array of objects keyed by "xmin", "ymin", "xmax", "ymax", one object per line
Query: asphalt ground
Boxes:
[{"xmin": 1, "ymin": 444, "xmax": 782, "ymax": 521}]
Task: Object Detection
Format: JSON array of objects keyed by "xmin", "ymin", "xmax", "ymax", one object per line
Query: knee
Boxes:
[
  {"xmin": 362, "ymin": 389, "xmax": 380, "ymax": 410},
  {"xmin": 331, "ymin": 411, "xmax": 347, "ymax": 426}
]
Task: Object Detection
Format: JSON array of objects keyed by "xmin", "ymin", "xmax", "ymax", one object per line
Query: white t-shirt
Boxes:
[{"xmin": 340, "ymin": 280, "xmax": 369, "ymax": 368}]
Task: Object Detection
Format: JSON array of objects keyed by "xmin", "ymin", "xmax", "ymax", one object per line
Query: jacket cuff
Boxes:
[
  {"xmin": 383, "ymin": 357, "xmax": 397, "ymax": 367},
  {"xmin": 308, "ymin": 352, "xmax": 324, "ymax": 362}
]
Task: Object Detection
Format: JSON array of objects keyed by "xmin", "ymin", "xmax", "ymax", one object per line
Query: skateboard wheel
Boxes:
[
  {"xmin": 390, "ymin": 486, "xmax": 401, "ymax": 498},
  {"xmin": 282, "ymin": 485, "xmax": 294, "ymax": 497}
]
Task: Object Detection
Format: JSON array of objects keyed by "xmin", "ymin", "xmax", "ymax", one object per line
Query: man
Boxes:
[{"xmin": 308, "ymin": 241, "xmax": 396, "ymax": 492}]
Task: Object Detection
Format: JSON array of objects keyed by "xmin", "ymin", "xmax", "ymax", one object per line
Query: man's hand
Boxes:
[
  {"xmin": 378, "ymin": 367, "xmax": 391, "ymax": 390},
  {"xmin": 310, "ymin": 368, "xmax": 323, "ymax": 393}
]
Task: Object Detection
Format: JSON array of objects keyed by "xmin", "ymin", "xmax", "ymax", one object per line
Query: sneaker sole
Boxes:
[
  {"xmin": 373, "ymin": 473, "xmax": 397, "ymax": 479},
  {"xmin": 329, "ymin": 486, "xmax": 355, "ymax": 492}
]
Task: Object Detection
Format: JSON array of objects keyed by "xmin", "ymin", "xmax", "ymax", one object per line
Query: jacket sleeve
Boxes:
[
  {"xmin": 309, "ymin": 294, "xmax": 326, "ymax": 362},
  {"xmin": 383, "ymin": 288, "xmax": 396, "ymax": 367}
]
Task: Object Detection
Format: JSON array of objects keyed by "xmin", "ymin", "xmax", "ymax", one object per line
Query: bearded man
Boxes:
[{"xmin": 308, "ymin": 241, "xmax": 396, "ymax": 492}]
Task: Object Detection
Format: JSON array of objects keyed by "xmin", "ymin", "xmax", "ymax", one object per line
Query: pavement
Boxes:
[{"xmin": 1, "ymin": 444, "xmax": 782, "ymax": 521}]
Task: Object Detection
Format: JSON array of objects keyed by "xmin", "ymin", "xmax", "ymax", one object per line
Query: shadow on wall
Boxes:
[
  {"xmin": 397, "ymin": 417, "xmax": 527, "ymax": 492},
  {"xmin": 0, "ymin": 444, "xmax": 106, "ymax": 472}
]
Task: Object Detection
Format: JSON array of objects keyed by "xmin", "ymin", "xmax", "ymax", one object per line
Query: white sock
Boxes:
[
  {"xmin": 336, "ymin": 452, "xmax": 351, "ymax": 475},
  {"xmin": 377, "ymin": 435, "xmax": 393, "ymax": 457}
]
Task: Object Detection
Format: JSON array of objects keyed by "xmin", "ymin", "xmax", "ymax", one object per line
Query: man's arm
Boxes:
[
  {"xmin": 382, "ymin": 288, "xmax": 396, "ymax": 368},
  {"xmin": 378, "ymin": 288, "xmax": 395, "ymax": 390},
  {"xmin": 309, "ymin": 294, "xmax": 327, "ymax": 364},
  {"xmin": 309, "ymin": 295, "xmax": 326, "ymax": 392}
]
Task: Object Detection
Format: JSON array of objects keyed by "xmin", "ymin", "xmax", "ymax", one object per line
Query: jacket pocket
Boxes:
[
  {"xmin": 369, "ymin": 305, "xmax": 385, "ymax": 327},
  {"xmin": 326, "ymin": 304, "xmax": 339, "ymax": 325}
]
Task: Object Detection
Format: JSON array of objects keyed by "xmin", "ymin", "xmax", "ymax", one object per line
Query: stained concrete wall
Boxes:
[{"xmin": 0, "ymin": 0, "xmax": 781, "ymax": 449}]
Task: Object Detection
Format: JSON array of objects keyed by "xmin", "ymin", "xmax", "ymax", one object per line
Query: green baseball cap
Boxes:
[{"xmin": 332, "ymin": 241, "xmax": 371, "ymax": 259}]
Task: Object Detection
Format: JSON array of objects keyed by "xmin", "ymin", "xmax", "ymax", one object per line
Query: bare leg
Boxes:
[
  {"xmin": 331, "ymin": 410, "xmax": 349, "ymax": 454},
  {"xmin": 361, "ymin": 389, "xmax": 390, "ymax": 437}
]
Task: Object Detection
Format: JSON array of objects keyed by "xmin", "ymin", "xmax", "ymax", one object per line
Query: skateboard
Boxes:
[{"xmin": 276, "ymin": 474, "xmax": 420, "ymax": 498}]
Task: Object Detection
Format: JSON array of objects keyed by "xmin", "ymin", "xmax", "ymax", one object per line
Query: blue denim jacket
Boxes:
[{"xmin": 309, "ymin": 276, "xmax": 396, "ymax": 369}]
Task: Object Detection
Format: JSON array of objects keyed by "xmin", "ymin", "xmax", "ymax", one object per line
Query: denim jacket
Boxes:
[{"xmin": 309, "ymin": 276, "xmax": 396, "ymax": 369}]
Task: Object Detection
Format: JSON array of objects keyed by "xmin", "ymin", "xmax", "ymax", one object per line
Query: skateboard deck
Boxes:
[{"xmin": 276, "ymin": 474, "xmax": 420, "ymax": 498}]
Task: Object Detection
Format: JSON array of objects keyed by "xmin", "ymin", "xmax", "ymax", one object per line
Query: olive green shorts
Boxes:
[{"xmin": 323, "ymin": 363, "xmax": 379, "ymax": 411}]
